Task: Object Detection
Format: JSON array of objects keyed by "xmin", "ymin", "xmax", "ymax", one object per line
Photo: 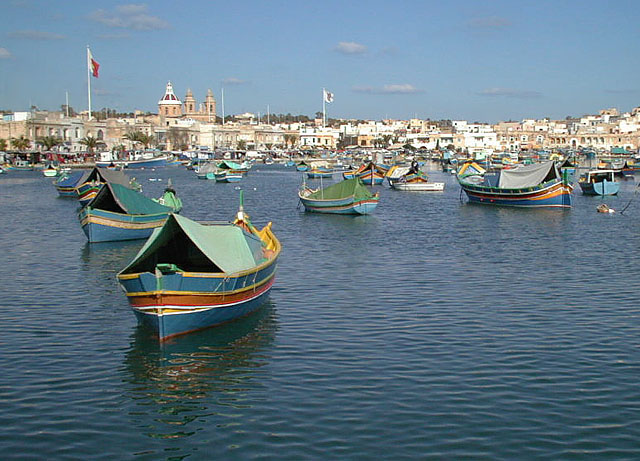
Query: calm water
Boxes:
[{"xmin": 1, "ymin": 164, "xmax": 639, "ymax": 460}]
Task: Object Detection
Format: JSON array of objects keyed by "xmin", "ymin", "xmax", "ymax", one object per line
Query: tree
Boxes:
[
  {"xmin": 11, "ymin": 135, "xmax": 31, "ymax": 151},
  {"xmin": 237, "ymin": 140, "xmax": 247, "ymax": 150},
  {"xmin": 0, "ymin": 139, "xmax": 7, "ymax": 151},
  {"xmin": 138, "ymin": 133, "xmax": 155, "ymax": 149},
  {"xmin": 123, "ymin": 130, "xmax": 144, "ymax": 148},
  {"xmin": 37, "ymin": 136, "xmax": 63, "ymax": 151},
  {"xmin": 167, "ymin": 127, "xmax": 189, "ymax": 151},
  {"xmin": 80, "ymin": 136, "xmax": 102, "ymax": 154},
  {"xmin": 382, "ymin": 134, "xmax": 393, "ymax": 147}
]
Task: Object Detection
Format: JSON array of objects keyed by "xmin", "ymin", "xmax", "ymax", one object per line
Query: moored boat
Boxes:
[
  {"xmin": 387, "ymin": 166, "xmax": 445, "ymax": 191},
  {"xmin": 75, "ymin": 167, "xmax": 140, "ymax": 206},
  {"xmin": 578, "ymin": 169, "xmax": 620, "ymax": 196},
  {"xmin": 116, "ymin": 202, "xmax": 281, "ymax": 341},
  {"xmin": 152, "ymin": 180, "xmax": 183, "ymax": 213},
  {"xmin": 54, "ymin": 171, "xmax": 85, "ymax": 197},
  {"xmin": 458, "ymin": 161, "xmax": 573, "ymax": 207},
  {"xmin": 307, "ymin": 166, "xmax": 333, "ymax": 179},
  {"xmin": 298, "ymin": 177, "xmax": 379, "ymax": 214},
  {"xmin": 95, "ymin": 153, "xmax": 170, "ymax": 169},
  {"xmin": 343, "ymin": 162, "xmax": 388, "ymax": 185},
  {"xmin": 78, "ymin": 182, "xmax": 174, "ymax": 243},
  {"xmin": 214, "ymin": 170, "xmax": 243, "ymax": 182}
]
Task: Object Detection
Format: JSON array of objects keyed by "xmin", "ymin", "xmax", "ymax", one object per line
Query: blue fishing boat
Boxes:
[
  {"xmin": 458, "ymin": 161, "xmax": 573, "ymax": 208},
  {"xmin": 298, "ymin": 178, "xmax": 379, "ymax": 214},
  {"xmin": 53, "ymin": 171, "xmax": 85, "ymax": 197},
  {"xmin": 578, "ymin": 169, "xmax": 619, "ymax": 196},
  {"xmin": 95, "ymin": 153, "xmax": 170, "ymax": 169},
  {"xmin": 78, "ymin": 182, "xmax": 175, "ymax": 243},
  {"xmin": 215, "ymin": 170, "xmax": 243, "ymax": 182},
  {"xmin": 307, "ymin": 166, "xmax": 333, "ymax": 179},
  {"xmin": 116, "ymin": 199, "xmax": 281, "ymax": 341},
  {"xmin": 195, "ymin": 162, "xmax": 217, "ymax": 180},
  {"xmin": 296, "ymin": 161, "xmax": 310, "ymax": 172}
]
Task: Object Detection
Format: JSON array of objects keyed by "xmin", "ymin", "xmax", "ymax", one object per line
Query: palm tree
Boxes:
[
  {"xmin": 138, "ymin": 133, "xmax": 155, "ymax": 149},
  {"xmin": 80, "ymin": 136, "xmax": 101, "ymax": 154},
  {"xmin": 123, "ymin": 131, "xmax": 144, "ymax": 149},
  {"xmin": 237, "ymin": 140, "xmax": 247, "ymax": 150},
  {"xmin": 11, "ymin": 135, "xmax": 31, "ymax": 151},
  {"xmin": 37, "ymin": 136, "xmax": 63, "ymax": 152},
  {"xmin": 0, "ymin": 139, "xmax": 7, "ymax": 151}
]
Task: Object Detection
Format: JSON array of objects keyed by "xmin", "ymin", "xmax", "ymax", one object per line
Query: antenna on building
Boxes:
[
  {"xmin": 267, "ymin": 104, "xmax": 270, "ymax": 125},
  {"xmin": 65, "ymin": 91, "xmax": 69, "ymax": 117}
]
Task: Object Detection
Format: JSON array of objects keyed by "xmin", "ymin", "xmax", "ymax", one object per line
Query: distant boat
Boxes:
[
  {"xmin": 296, "ymin": 161, "xmax": 310, "ymax": 172},
  {"xmin": 298, "ymin": 177, "xmax": 379, "ymax": 214},
  {"xmin": 95, "ymin": 153, "xmax": 170, "ymax": 169},
  {"xmin": 343, "ymin": 162, "xmax": 388, "ymax": 185},
  {"xmin": 387, "ymin": 166, "xmax": 444, "ymax": 191},
  {"xmin": 578, "ymin": 169, "xmax": 620, "ymax": 196},
  {"xmin": 78, "ymin": 182, "xmax": 174, "ymax": 243},
  {"xmin": 42, "ymin": 164, "xmax": 61, "ymax": 177},
  {"xmin": 215, "ymin": 170, "xmax": 243, "ymax": 182},
  {"xmin": 54, "ymin": 171, "xmax": 86, "ymax": 197},
  {"xmin": 195, "ymin": 162, "xmax": 217, "ymax": 180},
  {"xmin": 116, "ymin": 201, "xmax": 281, "ymax": 341},
  {"xmin": 458, "ymin": 161, "xmax": 573, "ymax": 207},
  {"xmin": 307, "ymin": 166, "xmax": 333, "ymax": 179}
]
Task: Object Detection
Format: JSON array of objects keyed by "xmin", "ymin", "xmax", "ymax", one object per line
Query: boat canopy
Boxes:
[
  {"xmin": 305, "ymin": 178, "xmax": 375, "ymax": 201},
  {"xmin": 77, "ymin": 167, "xmax": 131, "ymax": 187},
  {"xmin": 498, "ymin": 161, "xmax": 559, "ymax": 189},
  {"xmin": 119, "ymin": 214, "xmax": 267, "ymax": 275},
  {"xmin": 217, "ymin": 160, "xmax": 243, "ymax": 170},
  {"xmin": 457, "ymin": 161, "xmax": 486, "ymax": 178},
  {"xmin": 89, "ymin": 182, "xmax": 172, "ymax": 215},
  {"xmin": 55, "ymin": 171, "xmax": 84, "ymax": 187},
  {"xmin": 387, "ymin": 166, "xmax": 411, "ymax": 179},
  {"xmin": 198, "ymin": 162, "xmax": 218, "ymax": 174},
  {"xmin": 355, "ymin": 161, "xmax": 388, "ymax": 174}
]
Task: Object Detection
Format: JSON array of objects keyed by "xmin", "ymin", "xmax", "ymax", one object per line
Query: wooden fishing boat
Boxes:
[
  {"xmin": 458, "ymin": 161, "xmax": 573, "ymax": 207},
  {"xmin": 195, "ymin": 162, "xmax": 217, "ymax": 180},
  {"xmin": 95, "ymin": 153, "xmax": 170, "ymax": 169},
  {"xmin": 42, "ymin": 164, "xmax": 60, "ymax": 177},
  {"xmin": 116, "ymin": 199, "xmax": 281, "ymax": 341},
  {"xmin": 298, "ymin": 177, "xmax": 379, "ymax": 214},
  {"xmin": 387, "ymin": 166, "xmax": 444, "ymax": 191},
  {"xmin": 75, "ymin": 167, "xmax": 140, "ymax": 206},
  {"xmin": 578, "ymin": 169, "xmax": 619, "ymax": 196},
  {"xmin": 78, "ymin": 182, "xmax": 174, "ymax": 243},
  {"xmin": 307, "ymin": 166, "xmax": 333, "ymax": 179},
  {"xmin": 296, "ymin": 161, "xmax": 310, "ymax": 172},
  {"xmin": 214, "ymin": 170, "xmax": 243, "ymax": 182},
  {"xmin": 54, "ymin": 171, "xmax": 85, "ymax": 197},
  {"xmin": 343, "ymin": 162, "xmax": 388, "ymax": 185}
]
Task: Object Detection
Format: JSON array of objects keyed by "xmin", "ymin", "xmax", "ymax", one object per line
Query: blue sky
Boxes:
[{"xmin": 1, "ymin": 0, "xmax": 639, "ymax": 123}]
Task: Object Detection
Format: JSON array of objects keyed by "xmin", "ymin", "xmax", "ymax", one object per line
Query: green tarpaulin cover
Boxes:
[
  {"xmin": 119, "ymin": 214, "xmax": 266, "ymax": 275},
  {"xmin": 306, "ymin": 178, "xmax": 375, "ymax": 201},
  {"xmin": 96, "ymin": 182, "xmax": 172, "ymax": 215}
]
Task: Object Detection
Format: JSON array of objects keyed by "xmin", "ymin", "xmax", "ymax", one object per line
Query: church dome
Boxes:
[{"xmin": 158, "ymin": 81, "xmax": 182, "ymax": 105}]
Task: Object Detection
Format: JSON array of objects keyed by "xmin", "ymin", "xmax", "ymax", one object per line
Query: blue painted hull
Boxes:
[
  {"xmin": 79, "ymin": 208, "xmax": 169, "ymax": 242},
  {"xmin": 132, "ymin": 284, "xmax": 273, "ymax": 340},
  {"xmin": 578, "ymin": 179, "xmax": 619, "ymax": 196},
  {"xmin": 95, "ymin": 156, "xmax": 168, "ymax": 169},
  {"xmin": 299, "ymin": 195, "xmax": 379, "ymax": 215}
]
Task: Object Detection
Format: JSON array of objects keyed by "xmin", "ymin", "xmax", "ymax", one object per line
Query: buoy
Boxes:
[{"xmin": 597, "ymin": 204, "xmax": 615, "ymax": 213}]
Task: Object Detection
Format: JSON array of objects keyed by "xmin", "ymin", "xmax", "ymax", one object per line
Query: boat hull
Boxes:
[
  {"xmin": 460, "ymin": 179, "xmax": 573, "ymax": 207},
  {"xmin": 95, "ymin": 155, "xmax": 169, "ymax": 169},
  {"xmin": 76, "ymin": 182, "xmax": 103, "ymax": 206},
  {"xmin": 79, "ymin": 207, "xmax": 169, "ymax": 242},
  {"xmin": 119, "ymin": 261, "xmax": 278, "ymax": 341},
  {"xmin": 578, "ymin": 180, "xmax": 619, "ymax": 196},
  {"xmin": 299, "ymin": 195, "xmax": 379, "ymax": 214}
]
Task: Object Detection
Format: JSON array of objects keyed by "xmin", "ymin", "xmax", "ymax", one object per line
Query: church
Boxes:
[{"xmin": 158, "ymin": 81, "xmax": 217, "ymax": 122}]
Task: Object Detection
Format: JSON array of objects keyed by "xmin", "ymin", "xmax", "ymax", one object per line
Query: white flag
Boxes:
[{"xmin": 324, "ymin": 89, "xmax": 334, "ymax": 103}]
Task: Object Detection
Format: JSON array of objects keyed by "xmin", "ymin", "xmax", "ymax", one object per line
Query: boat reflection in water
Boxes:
[{"xmin": 122, "ymin": 302, "xmax": 277, "ymax": 447}]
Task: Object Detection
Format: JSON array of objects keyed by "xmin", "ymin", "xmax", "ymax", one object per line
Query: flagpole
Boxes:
[
  {"xmin": 221, "ymin": 88, "xmax": 225, "ymax": 125},
  {"xmin": 322, "ymin": 88, "xmax": 326, "ymax": 128},
  {"xmin": 86, "ymin": 45, "xmax": 92, "ymax": 120}
]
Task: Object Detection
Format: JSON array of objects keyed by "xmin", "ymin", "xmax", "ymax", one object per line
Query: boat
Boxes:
[
  {"xmin": 386, "ymin": 166, "xmax": 445, "ymax": 191},
  {"xmin": 53, "ymin": 171, "xmax": 86, "ymax": 197},
  {"xmin": 215, "ymin": 170, "xmax": 243, "ymax": 182},
  {"xmin": 75, "ymin": 167, "xmax": 140, "ymax": 206},
  {"xmin": 218, "ymin": 160, "xmax": 249, "ymax": 175},
  {"xmin": 116, "ymin": 198, "xmax": 281, "ymax": 341},
  {"xmin": 456, "ymin": 160, "xmax": 486, "ymax": 179},
  {"xmin": 296, "ymin": 161, "xmax": 311, "ymax": 172},
  {"xmin": 152, "ymin": 180, "xmax": 183, "ymax": 213},
  {"xmin": 95, "ymin": 152, "xmax": 170, "ymax": 169},
  {"xmin": 11, "ymin": 160, "xmax": 33, "ymax": 171},
  {"xmin": 78, "ymin": 182, "xmax": 174, "ymax": 243},
  {"xmin": 298, "ymin": 177, "xmax": 379, "ymax": 214},
  {"xmin": 307, "ymin": 166, "xmax": 333, "ymax": 179},
  {"xmin": 458, "ymin": 160, "xmax": 573, "ymax": 207},
  {"xmin": 559, "ymin": 158, "xmax": 577, "ymax": 183},
  {"xmin": 195, "ymin": 162, "xmax": 217, "ymax": 180},
  {"xmin": 42, "ymin": 164, "xmax": 60, "ymax": 177},
  {"xmin": 343, "ymin": 162, "xmax": 388, "ymax": 185},
  {"xmin": 578, "ymin": 169, "xmax": 620, "ymax": 196}
]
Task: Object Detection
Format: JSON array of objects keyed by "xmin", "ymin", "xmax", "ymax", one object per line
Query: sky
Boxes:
[{"xmin": 1, "ymin": 0, "xmax": 640, "ymax": 123}]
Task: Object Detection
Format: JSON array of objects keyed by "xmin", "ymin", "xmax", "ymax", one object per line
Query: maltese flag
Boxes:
[
  {"xmin": 323, "ymin": 89, "xmax": 334, "ymax": 103},
  {"xmin": 88, "ymin": 48, "xmax": 100, "ymax": 78}
]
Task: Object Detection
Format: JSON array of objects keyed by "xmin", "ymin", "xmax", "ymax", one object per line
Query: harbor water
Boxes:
[{"xmin": 1, "ymin": 164, "xmax": 639, "ymax": 459}]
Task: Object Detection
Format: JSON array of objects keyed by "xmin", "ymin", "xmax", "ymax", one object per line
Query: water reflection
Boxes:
[
  {"xmin": 80, "ymin": 240, "xmax": 143, "ymax": 268},
  {"xmin": 122, "ymin": 303, "xmax": 277, "ymax": 442}
]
